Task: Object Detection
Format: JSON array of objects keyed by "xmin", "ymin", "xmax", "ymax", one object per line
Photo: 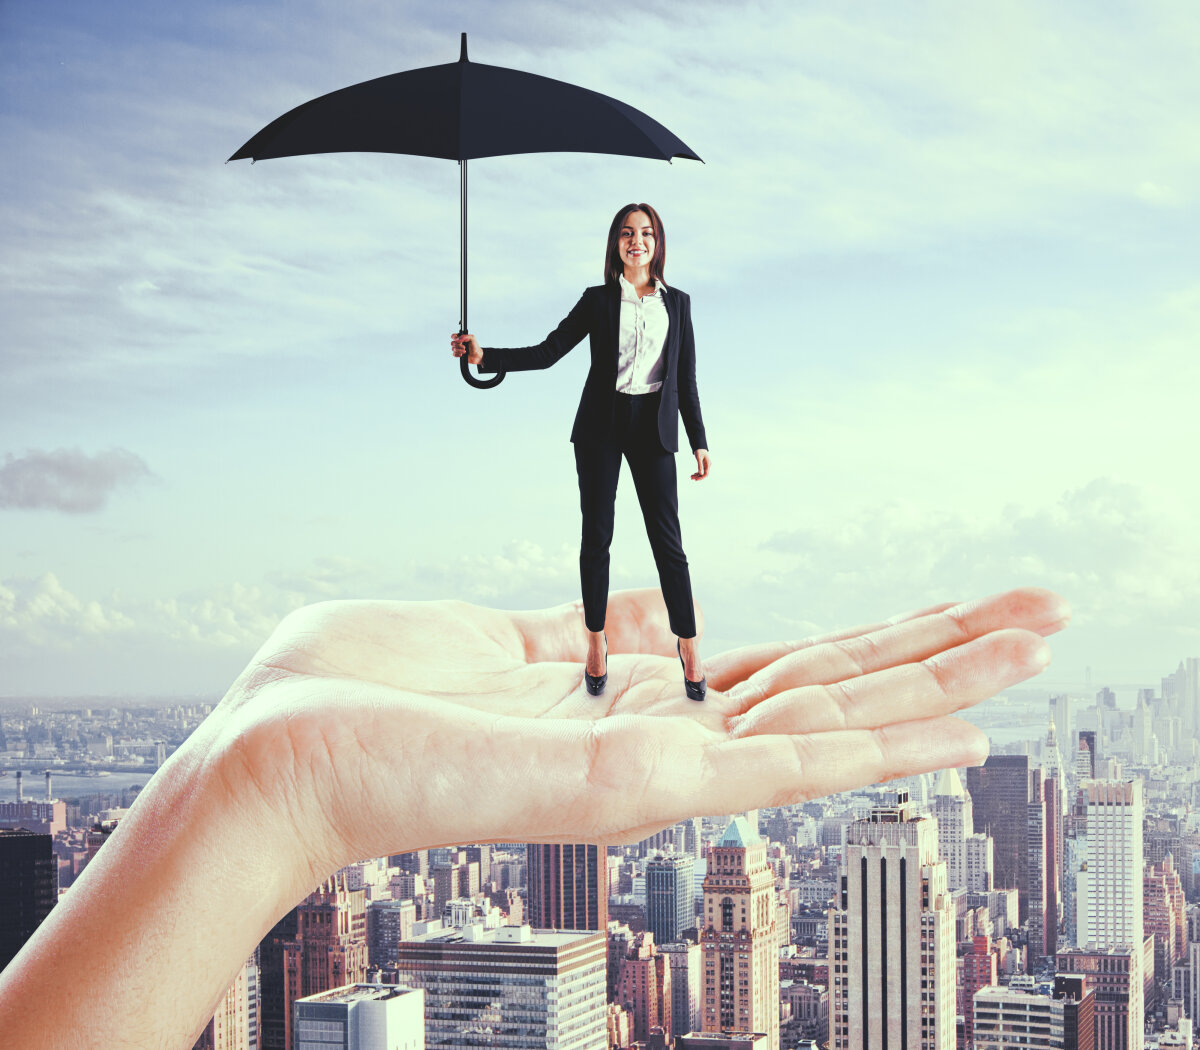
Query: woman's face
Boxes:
[{"xmin": 617, "ymin": 210, "xmax": 656, "ymax": 273}]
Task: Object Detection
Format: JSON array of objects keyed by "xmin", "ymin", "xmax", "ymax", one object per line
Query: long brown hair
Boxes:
[{"xmin": 603, "ymin": 203, "xmax": 666, "ymax": 287}]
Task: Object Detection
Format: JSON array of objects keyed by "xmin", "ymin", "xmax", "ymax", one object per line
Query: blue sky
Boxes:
[{"xmin": 1, "ymin": 0, "xmax": 1197, "ymax": 695}]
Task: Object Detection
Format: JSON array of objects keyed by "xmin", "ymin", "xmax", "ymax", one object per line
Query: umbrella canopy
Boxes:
[{"xmin": 229, "ymin": 34, "xmax": 701, "ymax": 387}]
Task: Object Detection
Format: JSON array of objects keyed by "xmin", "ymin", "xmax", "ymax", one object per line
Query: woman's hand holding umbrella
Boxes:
[{"xmin": 451, "ymin": 331, "xmax": 483, "ymax": 365}]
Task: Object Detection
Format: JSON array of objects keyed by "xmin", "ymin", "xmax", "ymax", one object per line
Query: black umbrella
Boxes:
[{"xmin": 229, "ymin": 33, "xmax": 701, "ymax": 388}]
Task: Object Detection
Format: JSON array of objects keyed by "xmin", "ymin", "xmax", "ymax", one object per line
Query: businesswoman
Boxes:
[{"xmin": 452, "ymin": 203, "xmax": 710, "ymax": 700}]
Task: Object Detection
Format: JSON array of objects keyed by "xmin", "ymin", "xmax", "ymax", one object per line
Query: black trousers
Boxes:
[{"xmin": 573, "ymin": 391, "xmax": 697, "ymax": 638}]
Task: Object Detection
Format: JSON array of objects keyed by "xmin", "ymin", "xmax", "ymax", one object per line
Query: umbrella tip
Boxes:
[{"xmin": 460, "ymin": 32, "xmax": 468, "ymax": 62}]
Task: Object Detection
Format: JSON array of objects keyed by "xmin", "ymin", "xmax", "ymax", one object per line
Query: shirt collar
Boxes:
[{"xmin": 618, "ymin": 273, "xmax": 668, "ymax": 299}]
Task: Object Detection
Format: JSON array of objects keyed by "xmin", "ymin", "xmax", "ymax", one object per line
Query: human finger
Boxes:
[
  {"xmin": 716, "ymin": 587, "xmax": 1068, "ymax": 709},
  {"xmin": 683, "ymin": 715, "xmax": 989, "ymax": 815},
  {"xmin": 727, "ymin": 627, "xmax": 1048, "ymax": 738},
  {"xmin": 704, "ymin": 601, "xmax": 963, "ymax": 692}
]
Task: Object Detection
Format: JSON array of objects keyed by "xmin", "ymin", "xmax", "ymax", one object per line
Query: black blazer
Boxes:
[{"xmin": 479, "ymin": 283, "xmax": 708, "ymax": 454}]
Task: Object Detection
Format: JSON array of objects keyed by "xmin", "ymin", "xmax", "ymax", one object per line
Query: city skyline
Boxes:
[{"xmin": 3, "ymin": 1, "xmax": 1199, "ymax": 695}]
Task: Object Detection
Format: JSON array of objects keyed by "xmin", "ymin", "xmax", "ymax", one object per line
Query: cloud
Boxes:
[
  {"xmin": 0, "ymin": 447, "xmax": 154, "ymax": 513},
  {"xmin": 760, "ymin": 478, "xmax": 1200, "ymax": 632}
]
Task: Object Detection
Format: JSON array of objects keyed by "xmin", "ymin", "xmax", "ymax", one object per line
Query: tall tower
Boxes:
[
  {"xmin": 933, "ymin": 766, "xmax": 972, "ymax": 890},
  {"xmin": 830, "ymin": 793, "xmax": 955, "ymax": 1050},
  {"xmin": 396, "ymin": 923, "xmax": 608, "ymax": 1048},
  {"xmin": 646, "ymin": 852, "xmax": 696, "ymax": 945},
  {"xmin": 526, "ymin": 843, "xmax": 608, "ymax": 931},
  {"xmin": 258, "ymin": 872, "xmax": 369, "ymax": 1050},
  {"xmin": 0, "ymin": 828, "xmax": 58, "ymax": 971},
  {"xmin": 966, "ymin": 755, "xmax": 1041, "ymax": 925},
  {"xmin": 701, "ymin": 817, "xmax": 779, "ymax": 1046},
  {"xmin": 1077, "ymin": 779, "xmax": 1143, "ymax": 953}
]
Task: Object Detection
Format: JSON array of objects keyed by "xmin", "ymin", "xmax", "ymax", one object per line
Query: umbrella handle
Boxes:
[
  {"xmin": 457, "ymin": 326, "xmax": 505, "ymax": 388},
  {"xmin": 460, "ymin": 355, "xmax": 506, "ymax": 388}
]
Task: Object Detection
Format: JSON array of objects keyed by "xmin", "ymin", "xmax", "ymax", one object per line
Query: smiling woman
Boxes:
[
  {"xmin": 453, "ymin": 202, "xmax": 714, "ymax": 700},
  {"xmin": 0, "ymin": 584, "xmax": 1068, "ymax": 1049}
]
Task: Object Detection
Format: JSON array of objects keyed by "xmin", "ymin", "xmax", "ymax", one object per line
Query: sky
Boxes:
[{"xmin": 1, "ymin": 0, "xmax": 1197, "ymax": 698}]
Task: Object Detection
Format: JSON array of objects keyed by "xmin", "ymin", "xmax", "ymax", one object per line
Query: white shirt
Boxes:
[{"xmin": 615, "ymin": 273, "xmax": 669, "ymax": 394}]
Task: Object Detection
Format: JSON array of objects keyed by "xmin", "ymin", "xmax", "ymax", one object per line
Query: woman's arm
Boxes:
[
  {"xmin": 476, "ymin": 288, "xmax": 596, "ymax": 373},
  {"xmin": 676, "ymin": 294, "xmax": 708, "ymax": 453},
  {"xmin": 0, "ymin": 586, "xmax": 1069, "ymax": 1049}
]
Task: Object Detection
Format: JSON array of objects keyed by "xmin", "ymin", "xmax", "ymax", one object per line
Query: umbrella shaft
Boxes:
[{"xmin": 459, "ymin": 159, "xmax": 468, "ymax": 334}]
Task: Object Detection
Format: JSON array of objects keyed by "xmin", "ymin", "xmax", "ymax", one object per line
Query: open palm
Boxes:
[{"xmin": 214, "ymin": 586, "xmax": 1068, "ymax": 877}]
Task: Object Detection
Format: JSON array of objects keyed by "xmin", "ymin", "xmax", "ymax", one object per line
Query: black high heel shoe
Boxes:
[
  {"xmin": 585, "ymin": 633, "xmax": 608, "ymax": 696},
  {"xmin": 677, "ymin": 639, "xmax": 707, "ymax": 702}
]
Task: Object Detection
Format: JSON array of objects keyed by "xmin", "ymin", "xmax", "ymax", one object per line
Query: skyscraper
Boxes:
[
  {"xmin": 294, "ymin": 983, "xmax": 424, "ymax": 1049},
  {"xmin": 1056, "ymin": 947, "xmax": 1139, "ymax": 1050},
  {"xmin": 395, "ymin": 923, "xmax": 607, "ymax": 1048},
  {"xmin": 701, "ymin": 817, "xmax": 779, "ymax": 1047},
  {"xmin": 972, "ymin": 982, "xmax": 1094, "ymax": 1050},
  {"xmin": 0, "ymin": 827, "xmax": 58, "ymax": 971},
  {"xmin": 933, "ymin": 766, "xmax": 972, "ymax": 891},
  {"xmin": 1076, "ymin": 780, "xmax": 1143, "ymax": 953},
  {"xmin": 526, "ymin": 843, "xmax": 608, "ymax": 931},
  {"xmin": 661, "ymin": 940, "xmax": 703, "ymax": 1039},
  {"xmin": 258, "ymin": 872, "xmax": 370, "ymax": 1050},
  {"xmin": 829, "ymin": 794, "xmax": 955, "ymax": 1050},
  {"xmin": 966, "ymin": 756, "xmax": 1029, "ymax": 914},
  {"xmin": 613, "ymin": 929, "xmax": 672, "ymax": 1043},
  {"xmin": 646, "ymin": 852, "xmax": 696, "ymax": 946},
  {"xmin": 1144, "ymin": 855, "xmax": 1186, "ymax": 989}
]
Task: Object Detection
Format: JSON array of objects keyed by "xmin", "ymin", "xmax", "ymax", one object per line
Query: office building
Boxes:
[
  {"xmin": 961, "ymin": 934, "xmax": 999, "ymax": 1044},
  {"xmin": 294, "ymin": 983, "xmax": 424, "ymax": 1049},
  {"xmin": 1076, "ymin": 780, "xmax": 1143, "ymax": 955},
  {"xmin": 0, "ymin": 827, "xmax": 58, "ymax": 970},
  {"xmin": 700, "ymin": 817, "xmax": 779, "ymax": 1047},
  {"xmin": 258, "ymin": 873, "xmax": 369, "ymax": 1050},
  {"xmin": 368, "ymin": 898, "xmax": 417, "ymax": 968},
  {"xmin": 661, "ymin": 940, "xmax": 703, "ymax": 1040},
  {"xmin": 933, "ymin": 766, "xmax": 972, "ymax": 891},
  {"xmin": 829, "ymin": 793, "xmax": 955, "ymax": 1050},
  {"xmin": 526, "ymin": 843, "xmax": 608, "ymax": 932},
  {"xmin": 613, "ymin": 929, "xmax": 671, "ymax": 1043},
  {"xmin": 1144, "ymin": 855, "xmax": 1186, "ymax": 987},
  {"xmin": 646, "ymin": 852, "xmax": 696, "ymax": 946},
  {"xmin": 1057, "ymin": 946, "xmax": 1142, "ymax": 1050},
  {"xmin": 973, "ymin": 981, "xmax": 1093, "ymax": 1050},
  {"xmin": 966, "ymin": 756, "xmax": 1045, "ymax": 928},
  {"xmin": 395, "ymin": 923, "xmax": 607, "ymax": 1048}
]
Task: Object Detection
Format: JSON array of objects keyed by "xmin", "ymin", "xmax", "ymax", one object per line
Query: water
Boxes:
[{"xmin": 0, "ymin": 769, "xmax": 158, "ymax": 803}]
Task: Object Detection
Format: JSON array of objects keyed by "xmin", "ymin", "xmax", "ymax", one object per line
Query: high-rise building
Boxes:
[
  {"xmin": 661, "ymin": 940, "xmax": 703, "ymax": 1040},
  {"xmin": 1144, "ymin": 855, "xmax": 1186, "ymax": 997},
  {"xmin": 700, "ymin": 817, "xmax": 779, "ymax": 1047},
  {"xmin": 1056, "ymin": 946, "xmax": 1141, "ymax": 1050},
  {"xmin": 526, "ymin": 843, "xmax": 608, "ymax": 932},
  {"xmin": 258, "ymin": 873, "xmax": 370, "ymax": 1050},
  {"xmin": 0, "ymin": 827, "xmax": 58, "ymax": 970},
  {"xmin": 933, "ymin": 766, "xmax": 972, "ymax": 890},
  {"xmin": 646, "ymin": 853, "xmax": 695, "ymax": 946},
  {"xmin": 829, "ymin": 794, "xmax": 955, "ymax": 1050},
  {"xmin": 368, "ymin": 898, "xmax": 417, "ymax": 968},
  {"xmin": 1053, "ymin": 975, "xmax": 1096, "ymax": 1050},
  {"xmin": 966, "ymin": 756, "xmax": 1043, "ymax": 926},
  {"xmin": 613, "ymin": 929, "xmax": 672, "ymax": 1043},
  {"xmin": 972, "ymin": 982, "xmax": 1093, "ymax": 1050},
  {"xmin": 294, "ymin": 983, "xmax": 424, "ymax": 1049},
  {"xmin": 395, "ymin": 923, "xmax": 607, "ymax": 1048},
  {"xmin": 961, "ymin": 934, "xmax": 999, "ymax": 1043},
  {"xmin": 1076, "ymin": 780, "xmax": 1143, "ymax": 954}
]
